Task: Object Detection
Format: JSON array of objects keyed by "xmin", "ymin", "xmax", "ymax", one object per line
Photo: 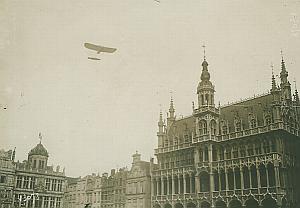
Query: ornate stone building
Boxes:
[
  {"xmin": 151, "ymin": 55, "xmax": 300, "ymax": 208},
  {"xmin": 125, "ymin": 152, "xmax": 151, "ymax": 208},
  {"xmin": 0, "ymin": 135, "xmax": 66, "ymax": 208},
  {"xmin": 13, "ymin": 136, "xmax": 66, "ymax": 208},
  {"xmin": 63, "ymin": 174, "xmax": 101, "ymax": 208},
  {"xmin": 100, "ymin": 168, "xmax": 127, "ymax": 208},
  {"xmin": 0, "ymin": 149, "xmax": 15, "ymax": 208}
]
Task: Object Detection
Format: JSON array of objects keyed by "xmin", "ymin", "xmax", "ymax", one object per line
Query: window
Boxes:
[
  {"xmin": 29, "ymin": 177, "xmax": 35, "ymax": 189},
  {"xmin": 0, "ymin": 175, "xmax": 6, "ymax": 183},
  {"xmin": 16, "ymin": 176, "xmax": 22, "ymax": 188},
  {"xmin": 222, "ymin": 125, "xmax": 227, "ymax": 135},
  {"xmin": 24, "ymin": 176, "xmax": 29, "ymax": 189},
  {"xmin": 265, "ymin": 115, "xmax": 272, "ymax": 125},
  {"xmin": 235, "ymin": 120, "xmax": 241, "ymax": 132},
  {"xmin": 250, "ymin": 118, "xmax": 257, "ymax": 129},
  {"xmin": 210, "ymin": 120, "xmax": 217, "ymax": 135},
  {"xmin": 52, "ymin": 179, "xmax": 57, "ymax": 191},
  {"xmin": 199, "ymin": 120, "xmax": 207, "ymax": 135},
  {"xmin": 46, "ymin": 178, "xmax": 51, "ymax": 190}
]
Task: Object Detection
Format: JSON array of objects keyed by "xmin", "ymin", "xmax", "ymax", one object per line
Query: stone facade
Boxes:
[
  {"xmin": 63, "ymin": 174, "xmax": 101, "ymax": 208},
  {"xmin": 125, "ymin": 152, "xmax": 151, "ymax": 208},
  {"xmin": 0, "ymin": 149, "xmax": 15, "ymax": 208},
  {"xmin": 0, "ymin": 136, "xmax": 66, "ymax": 208},
  {"xmin": 101, "ymin": 168, "xmax": 127, "ymax": 208},
  {"xmin": 151, "ymin": 56, "xmax": 300, "ymax": 208}
]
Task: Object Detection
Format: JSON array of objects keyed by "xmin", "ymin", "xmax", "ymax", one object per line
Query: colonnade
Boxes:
[{"xmin": 152, "ymin": 162, "xmax": 281, "ymax": 196}]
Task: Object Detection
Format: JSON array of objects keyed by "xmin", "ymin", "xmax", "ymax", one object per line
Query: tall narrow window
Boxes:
[{"xmin": 210, "ymin": 120, "xmax": 217, "ymax": 135}]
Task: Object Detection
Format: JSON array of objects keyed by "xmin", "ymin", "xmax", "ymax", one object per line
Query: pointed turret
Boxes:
[
  {"xmin": 271, "ymin": 64, "xmax": 277, "ymax": 92},
  {"xmin": 158, "ymin": 110, "xmax": 164, "ymax": 133},
  {"xmin": 157, "ymin": 111, "xmax": 165, "ymax": 148},
  {"xmin": 294, "ymin": 89, "xmax": 300, "ymax": 105},
  {"xmin": 169, "ymin": 97, "xmax": 175, "ymax": 119},
  {"xmin": 279, "ymin": 52, "xmax": 292, "ymax": 104},
  {"xmin": 197, "ymin": 48, "xmax": 215, "ymax": 108}
]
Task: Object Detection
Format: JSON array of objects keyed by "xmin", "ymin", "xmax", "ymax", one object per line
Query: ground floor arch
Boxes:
[
  {"xmin": 228, "ymin": 199, "xmax": 242, "ymax": 208},
  {"xmin": 200, "ymin": 201, "xmax": 210, "ymax": 208},
  {"xmin": 262, "ymin": 195, "xmax": 277, "ymax": 208},
  {"xmin": 245, "ymin": 198, "xmax": 259, "ymax": 208},
  {"xmin": 164, "ymin": 203, "xmax": 172, "ymax": 208},
  {"xmin": 215, "ymin": 200, "xmax": 226, "ymax": 208},
  {"xmin": 186, "ymin": 202, "xmax": 197, "ymax": 208},
  {"xmin": 174, "ymin": 203, "xmax": 184, "ymax": 208}
]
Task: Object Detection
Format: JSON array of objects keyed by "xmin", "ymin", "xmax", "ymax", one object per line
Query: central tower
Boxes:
[{"xmin": 193, "ymin": 48, "xmax": 219, "ymax": 141}]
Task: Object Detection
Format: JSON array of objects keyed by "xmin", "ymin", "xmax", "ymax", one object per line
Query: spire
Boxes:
[
  {"xmin": 294, "ymin": 80, "xmax": 299, "ymax": 104},
  {"xmin": 201, "ymin": 44, "xmax": 209, "ymax": 73},
  {"xmin": 169, "ymin": 95, "xmax": 175, "ymax": 119},
  {"xmin": 280, "ymin": 50, "xmax": 288, "ymax": 84},
  {"xmin": 271, "ymin": 63, "xmax": 277, "ymax": 91}
]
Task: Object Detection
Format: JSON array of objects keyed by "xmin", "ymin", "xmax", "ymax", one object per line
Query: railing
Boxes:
[
  {"xmin": 193, "ymin": 106, "xmax": 219, "ymax": 115},
  {"xmin": 218, "ymin": 122, "xmax": 299, "ymax": 142}
]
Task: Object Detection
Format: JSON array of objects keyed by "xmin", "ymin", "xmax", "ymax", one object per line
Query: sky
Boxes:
[{"xmin": 0, "ymin": 0, "xmax": 300, "ymax": 177}]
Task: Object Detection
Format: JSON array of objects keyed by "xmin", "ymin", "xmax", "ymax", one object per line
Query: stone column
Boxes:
[
  {"xmin": 178, "ymin": 175, "xmax": 181, "ymax": 194},
  {"xmin": 156, "ymin": 179, "xmax": 160, "ymax": 195},
  {"xmin": 21, "ymin": 176, "xmax": 24, "ymax": 189},
  {"xmin": 257, "ymin": 165, "xmax": 261, "ymax": 191},
  {"xmin": 189, "ymin": 173, "xmax": 193, "ymax": 193},
  {"xmin": 183, "ymin": 173, "xmax": 187, "ymax": 194},
  {"xmin": 218, "ymin": 170, "xmax": 221, "ymax": 191},
  {"xmin": 151, "ymin": 179, "xmax": 154, "ymax": 196},
  {"xmin": 249, "ymin": 167, "xmax": 252, "ymax": 189},
  {"xmin": 195, "ymin": 174, "xmax": 200, "ymax": 193},
  {"xmin": 240, "ymin": 167, "xmax": 244, "ymax": 190},
  {"xmin": 266, "ymin": 165, "xmax": 270, "ymax": 187},
  {"xmin": 41, "ymin": 196, "xmax": 44, "ymax": 208},
  {"xmin": 172, "ymin": 174, "xmax": 175, "ymax": 195},
  {"xmin": 161, "ymin": 177, "xmax": 164, "ymax": 195},
  {"xmin": 274, "ymin": 162, "xmax": 280, "ymax": 188},
  {"xmin": 54, "ymin": 198, "xmax": 57, "ymax": 208},
  {"xmin": 225, "ymin": 169, "xmax": 229, "ymax": 191},
  {"xmin": 167, "ymin": 176, "xmax": 170, "ymax": 195},
  {"xmin": 233, "ymin": 169, "xmax": 236, "ymax": 191}
]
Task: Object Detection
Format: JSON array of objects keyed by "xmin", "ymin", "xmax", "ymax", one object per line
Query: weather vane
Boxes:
[
  {"xmin": 39, "ymin": 132, "xmax": 42, "ymax": 144},
  {"xmin": 202, "ymin": 44, "xmax": 206, "ymax": 60}
]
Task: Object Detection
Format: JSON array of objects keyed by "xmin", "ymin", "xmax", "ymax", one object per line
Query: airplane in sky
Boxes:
[
  {"xmin": 88, "ymin": 57, "xmax": 101, "ymax": 61},
  {"xmin": 84, "ymin": 43, "xmax": 117, "ymax": 54}
]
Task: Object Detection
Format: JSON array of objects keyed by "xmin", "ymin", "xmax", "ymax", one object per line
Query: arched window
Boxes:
[
  {"xmin": 259, "ymin": 164, "xmax": 267, "ymax": 187},
  {"xmin": 250, "ymin": 118, "xmax": 257, "ymax": 129},
  {"xmin": 199, "ymin": 120, "xmax": 207, "ymax": 135},
  {"xmin": 265, "ymin": 115, "xmax": 272, "ymax": 125},
  {"xmin": 200, "ymin": 172, "xmax": 210, "ymax": 192},
  {"xmin": 235, "ymin": 119, "xmax": 242, "ymax": 132},
  {"xmin": 210, "ymin": 120, "xmax": 217, "ymax": 135},
  {"xmin": 220, "ymin": 121, "xmax": 228, "ymax": 135},
  {"xmin": 243, "ymin": 166, "xmax": 250, "ymax": 189},
  {"xmin": 267, "ymin": 163, "xmax": 276, "ymax": 187}
]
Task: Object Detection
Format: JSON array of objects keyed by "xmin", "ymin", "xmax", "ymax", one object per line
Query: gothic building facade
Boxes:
[{"xmin": 151, "ymin": 55, "xmax": 300, "ymax": 208}]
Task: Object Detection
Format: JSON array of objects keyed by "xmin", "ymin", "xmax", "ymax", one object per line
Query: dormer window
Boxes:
[
  {"xmin": 250, "ymin": 119, "xmax": 257, "ymax": 128},
  {"xmin": 235, "ymin": 120, "xmax": 241, "ymax": 132},
  {"xmin": 265, "ymin": 114, "xmax": 272, "ymax": 125}
]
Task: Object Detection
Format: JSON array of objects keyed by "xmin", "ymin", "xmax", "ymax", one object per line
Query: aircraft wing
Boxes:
[
  {"xmin": 98, "ymin": 46, "xmax": 117, "ymax": 53},
  {"xmin": 84, "ymin": 43, "xmax": 116, "ymax": 53}
]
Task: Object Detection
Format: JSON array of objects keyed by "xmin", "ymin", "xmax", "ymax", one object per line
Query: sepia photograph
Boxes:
[{"xmin": 1, "ymin": 0, "xmax": 300, "ymax": 208}]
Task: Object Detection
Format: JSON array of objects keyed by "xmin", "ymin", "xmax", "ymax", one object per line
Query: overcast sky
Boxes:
[{"xmin": 0, "ymin": 0, "xmax": 300, "ymax": 177}]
